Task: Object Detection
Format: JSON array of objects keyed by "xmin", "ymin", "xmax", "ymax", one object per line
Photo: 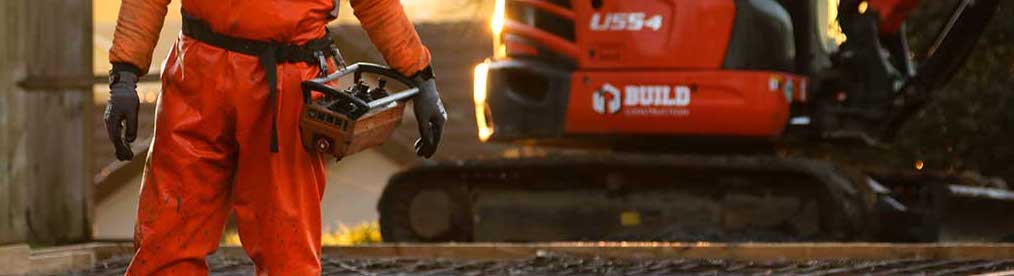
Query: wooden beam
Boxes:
[
  {"xmin": 93, "ymin": 138, "xmax": 151, "ymax": 203},
  {"xmin": 319, "ymin": 243, "xmax": 1014, "ymax": 261},
  {"xmin": 975, "ymin": 270, "xmax": 1014, "ymax": 276},
  {"xmin": 13, "ymin": 242, "xmax": 1014, "ymax": 273},
  {"xmin": 91, "ymin": 74, "xmax": 162, "ymax": 85},
  {"xmin": 145, "ymin": 242, "xmax": 1014, "ymax": 262},
  {"xmin": 17, "ymin": 242, "xmax": 1014, "ymax": 274},
  {"xmin": 29, "ymin": 242, "xmax": 134, "ymax": 274},
  {"xmin": 0, "ymin": 244, "xmax": 30, "ymax": 275}
]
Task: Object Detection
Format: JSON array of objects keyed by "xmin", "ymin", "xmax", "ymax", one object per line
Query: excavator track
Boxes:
[
  {"xmin": 380, "ymin": 154, "xmax": 873, "ymax": 242},
  {"xmin": 379, "ymin": 153, "xmax": 1014, "ymax": 243}
]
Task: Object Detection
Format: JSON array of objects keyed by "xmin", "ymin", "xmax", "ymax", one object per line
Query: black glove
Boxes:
[
  {"xmin": 104, "ymin": 68, "xmax": 140, "ymax": 161},
  {"xmin": 411, "ymin": 71, "xmax": 447, "ymax": 158}
]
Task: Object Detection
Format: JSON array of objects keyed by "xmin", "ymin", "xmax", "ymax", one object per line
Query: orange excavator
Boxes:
[{"xmin": 378, "ymin": 0, "xmax": 1014, "ymax": 242}]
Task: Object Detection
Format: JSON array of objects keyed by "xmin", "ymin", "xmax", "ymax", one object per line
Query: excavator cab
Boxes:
[
  {"xmin": 476, "ymin": 0, "xmax": 803, "ymax": 145},
  {"xmin": 473, "ymin": 0, "xmax": 992, "ymax": 146}
]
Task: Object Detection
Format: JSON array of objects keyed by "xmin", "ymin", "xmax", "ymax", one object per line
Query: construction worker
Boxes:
[{"xmin": 103, "ymin": 0, "xmax": 446, "ymax": 274}]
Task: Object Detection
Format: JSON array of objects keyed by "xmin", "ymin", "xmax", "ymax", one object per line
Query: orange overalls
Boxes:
[{"xmin": 109, "ymin": 0, "xmax": 430, "ymax": 274}]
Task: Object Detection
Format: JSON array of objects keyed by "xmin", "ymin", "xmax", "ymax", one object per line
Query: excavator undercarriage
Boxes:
[{"xmin": 381, "ymin": 153, "xmax": 1014, "ymax": 242}]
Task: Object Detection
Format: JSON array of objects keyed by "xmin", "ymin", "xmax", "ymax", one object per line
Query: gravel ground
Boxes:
[{"xmin": 74, "ymin": 252, "xmax": 1014, "ymax": 275}]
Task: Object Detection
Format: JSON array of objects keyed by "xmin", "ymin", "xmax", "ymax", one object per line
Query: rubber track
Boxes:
[{"xmin": 380, "ymin": 153, "xmax": 878, "ymax": 242}]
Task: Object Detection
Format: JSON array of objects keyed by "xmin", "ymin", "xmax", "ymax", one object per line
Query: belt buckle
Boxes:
[
  {"xmin": 314, "ymin": 50, "xmax": 329, "ymax": 78},
  {"xmin": 331, "ymin": 45, "xmax": 348, "ymax": 71}
]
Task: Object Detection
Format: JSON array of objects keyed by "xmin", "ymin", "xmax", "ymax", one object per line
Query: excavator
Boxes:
[{"xmin": 378, "ymin": 0, "xmax": 1014, "ymax": 242}]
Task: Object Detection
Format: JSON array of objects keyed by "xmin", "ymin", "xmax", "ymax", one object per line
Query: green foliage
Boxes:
[
  {"xmin": 896, "ymin": 1, "xmax": 1014, "ymax": 181},
  {"xmin": 221, "ymin": 221, "xmax": 382, "ymax": 246},
  {"xmin": 321, "ymin": 222, "xmax": 383, "ymax": 246}
]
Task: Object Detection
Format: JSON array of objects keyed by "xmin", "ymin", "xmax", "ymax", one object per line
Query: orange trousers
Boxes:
[{"xmin": 126, "ymin": 35, "xmax": 329, "ymax": 275}]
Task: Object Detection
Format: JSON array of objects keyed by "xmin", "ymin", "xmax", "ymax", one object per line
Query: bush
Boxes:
[
  {"xmin": 220, "ymin": 221, "xmax": 382, "ymax": 246},
  {"xmin": 896, "ymin": 1, "xmax": 1014, "ymax": 182}
]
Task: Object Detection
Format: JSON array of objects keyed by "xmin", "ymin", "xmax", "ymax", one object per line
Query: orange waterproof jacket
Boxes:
[{"xmin": 109, "ymin": 0, "xmax": 431, "ymax": 76}]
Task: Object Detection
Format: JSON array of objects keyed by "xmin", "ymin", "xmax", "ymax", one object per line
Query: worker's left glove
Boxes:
[
  {"xmin": 104, "ymin": 67, "xmax": 140, "ymax": 161},
  {"xmin": 411, "ymin": 67, "xmax": 447, "ymax": 158}
]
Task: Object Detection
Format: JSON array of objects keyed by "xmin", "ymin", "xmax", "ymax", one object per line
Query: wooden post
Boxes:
[
  {"xmin": 7, "ymin": 0, "xmax": 93, "ymax": 245},
  {"xmin": 0, "ymin": 0, "xmax": 30, "ymax": 245}
]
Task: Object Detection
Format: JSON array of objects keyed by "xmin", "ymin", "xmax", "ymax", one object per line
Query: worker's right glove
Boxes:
[
  {"xmin": 411, "ymin": 67, "xmax": 447, "ymax": 159},
  {"xmin": 104, "ymin": 68, "xmax": 140, "ymax": 161}
]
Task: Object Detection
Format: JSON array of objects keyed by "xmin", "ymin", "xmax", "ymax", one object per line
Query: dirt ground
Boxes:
[{"xmin": 74, "ymin": 253, "xmax": 1014, "ymax": 275}]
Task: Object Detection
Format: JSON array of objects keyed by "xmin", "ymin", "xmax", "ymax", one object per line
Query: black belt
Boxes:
[{"xmin": 182, "ymin": 13, "xmax": 337, "ymax": 153}]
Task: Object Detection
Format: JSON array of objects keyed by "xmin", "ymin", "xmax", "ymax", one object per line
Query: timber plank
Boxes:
[
  {"xmin": 322, "ymin": 242, "xmax": 1014, "ymax": 261},
  {"xmin": 24, "ymin": 242, "xmax": 1014, "ymax": 274},
  {"xmin": 0, "ymin": 244, "xmax": 30, "ymax": 275}
]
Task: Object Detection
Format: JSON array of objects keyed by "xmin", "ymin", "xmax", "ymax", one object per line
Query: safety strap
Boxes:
[{"xmin": 182, "ymin": 12, "xmax": 336, "ymax": 153}]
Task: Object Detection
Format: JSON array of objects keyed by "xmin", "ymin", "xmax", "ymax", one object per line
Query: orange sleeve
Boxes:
[
  {"xmin": 109, "ymin": 0, "xmax": 171, "ymax": 75},
  {"xmin": 350, "ymin": 0, "xmax": 432, "ymax": 77}
]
